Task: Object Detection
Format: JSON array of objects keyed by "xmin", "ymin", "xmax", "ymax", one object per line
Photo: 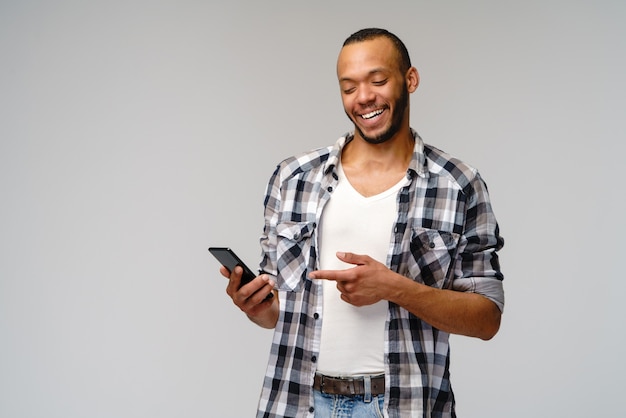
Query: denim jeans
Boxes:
[{"xmin": 313, "ymin": 389, "xmax": 385, "ymax": 417}]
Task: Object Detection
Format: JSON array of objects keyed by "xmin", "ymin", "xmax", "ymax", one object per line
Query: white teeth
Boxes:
[{"xmin": 361, "ymin": 109, "xmax": 383, "ymax": 119}]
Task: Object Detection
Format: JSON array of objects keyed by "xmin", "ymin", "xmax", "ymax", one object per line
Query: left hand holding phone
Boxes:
[{"xmin": 210, "ymin": 247, "xmax": 278, "ymax": 328}]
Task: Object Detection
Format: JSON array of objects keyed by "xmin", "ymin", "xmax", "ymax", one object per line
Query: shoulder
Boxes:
[
  {"xmin": 271, "ymin": 134, "xmax": 349, "ymax": 181},
  {"xmin": 275, "ymin": 145, "xmax": 333, "ymax": 177},
  {"xmin": 423, "ymin": 143, "xmax": 481, "ymax": 192},
  {"xmin": 265, "ymin": 145, "xmax": 333, "ymax": 190}
]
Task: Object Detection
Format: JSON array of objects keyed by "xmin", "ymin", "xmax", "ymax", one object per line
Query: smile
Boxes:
[{"xmin": 360, "ymin": 109, "xmax": 384, "ymax": 120}]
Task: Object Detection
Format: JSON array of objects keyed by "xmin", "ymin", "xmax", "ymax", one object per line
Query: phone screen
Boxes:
[{"xmin": 208, "ymin": 247, "xmax": 257, "ymax": 287}]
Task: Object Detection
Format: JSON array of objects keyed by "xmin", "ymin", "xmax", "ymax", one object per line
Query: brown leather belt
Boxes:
[{"xmin": 313, "ymin": 373, "xmax": 385, "ymax": 396}]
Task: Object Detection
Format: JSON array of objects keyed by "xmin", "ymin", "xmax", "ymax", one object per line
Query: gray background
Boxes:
[{"xmin": 1, "ymin": 1, "xmax": 624, "ymax": 417}]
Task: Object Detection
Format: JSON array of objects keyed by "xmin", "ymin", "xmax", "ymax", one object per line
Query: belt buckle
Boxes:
[{"xmin": 319, "ymin": 374, "xmax": 326, "ymax": 393}]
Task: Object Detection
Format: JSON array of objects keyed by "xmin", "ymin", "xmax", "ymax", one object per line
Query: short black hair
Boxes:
[{"xmin": 343, "ymin": 28, "xmax": 412, "ymax": 72}]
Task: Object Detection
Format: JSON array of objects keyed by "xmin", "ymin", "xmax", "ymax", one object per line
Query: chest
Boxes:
[{"xmin": 342, "ymin": 167, "xmax": 408, "ymax": 198}]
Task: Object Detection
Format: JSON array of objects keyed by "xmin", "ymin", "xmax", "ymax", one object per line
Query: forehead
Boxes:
[{"xmin": 337, "ymin": 37, "xmax": 400, "ymax": 80}]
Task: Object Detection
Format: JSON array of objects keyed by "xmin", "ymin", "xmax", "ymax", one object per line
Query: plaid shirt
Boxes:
[{"xmin": 257, "ymin": 130, "xmax": 504, "ymax": 418}]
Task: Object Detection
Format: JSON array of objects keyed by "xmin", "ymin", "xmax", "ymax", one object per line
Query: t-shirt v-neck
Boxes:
[{"xmin": 337, "ymin": 160, "xmax": 409, "ymax": 202}]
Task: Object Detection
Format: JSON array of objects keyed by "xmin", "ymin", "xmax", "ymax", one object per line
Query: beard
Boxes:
[{"xmin": 349, "ymin": 84, "xmax": 409, "ymax": 145}]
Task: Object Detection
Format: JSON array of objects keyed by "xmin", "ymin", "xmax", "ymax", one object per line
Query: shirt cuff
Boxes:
[{"xmin": 451, "ymin": 277, "xmax": 505, "ymax": 313}]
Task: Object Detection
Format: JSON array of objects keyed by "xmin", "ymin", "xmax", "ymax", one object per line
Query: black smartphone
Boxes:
[
  {"xmin": 209, "ymin": 247, "xmax": 273, "ymax": 301},
  {"xmin": 208, "ymin": 247, "xmax": 258, "ymax": 288}
]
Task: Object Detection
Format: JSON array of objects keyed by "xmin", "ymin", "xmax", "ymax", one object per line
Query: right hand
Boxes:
[{"xmin": 221, "ymin": 266, "xmax": 278, "ymax": 328}]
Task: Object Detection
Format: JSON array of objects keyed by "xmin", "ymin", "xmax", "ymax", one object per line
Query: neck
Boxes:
[{"xmin": 343, "ymin": 128, "xmax": 414, "ymax": 171}]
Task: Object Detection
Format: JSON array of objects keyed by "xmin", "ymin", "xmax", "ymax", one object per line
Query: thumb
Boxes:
[{"xmin": 336, "ymin": 251, "xmax": 366, "ymax": 266}]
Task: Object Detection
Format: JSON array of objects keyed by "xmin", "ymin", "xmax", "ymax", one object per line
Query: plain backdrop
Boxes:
[{"xmin": 1, "ymin": 1, "xmax": 624, "ymax": 417}]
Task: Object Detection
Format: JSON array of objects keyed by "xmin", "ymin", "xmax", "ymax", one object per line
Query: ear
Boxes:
[{"xmin": 406, "ymin": 67, "xmax": 420, "ymax": 93}]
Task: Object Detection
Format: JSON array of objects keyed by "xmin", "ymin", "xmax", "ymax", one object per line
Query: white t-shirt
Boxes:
[{"xmin": 316, "ymin": 161, "xmax": 409, "ymax": 376}]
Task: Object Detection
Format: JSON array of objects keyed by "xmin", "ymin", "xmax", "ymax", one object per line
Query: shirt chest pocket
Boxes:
[
  {"xmin": 276, "ymin": 221, "xmax": 316, "ymax": 291},
  {"xmin": 407, "ymin": 228, "xmax": 460, "ymax": 289}
]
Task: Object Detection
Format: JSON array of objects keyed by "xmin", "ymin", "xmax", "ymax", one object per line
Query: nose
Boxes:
[{"xmin": 356, "ymin": 84, "xmax": 375, "ymax": 105}]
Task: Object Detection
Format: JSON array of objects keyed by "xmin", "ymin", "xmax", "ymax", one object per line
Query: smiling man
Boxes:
[{"xmin": 219, "ymin": 28, "xmax": 505, "ymax": 418}]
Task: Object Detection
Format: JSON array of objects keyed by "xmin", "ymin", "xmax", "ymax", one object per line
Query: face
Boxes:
[{"xmin": 337, "ymin": 37, "xmax": 418, "ymax": 144}]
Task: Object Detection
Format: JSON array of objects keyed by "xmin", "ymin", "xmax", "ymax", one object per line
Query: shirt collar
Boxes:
[{"xmin": 323, "ymin": 128, "xmax": 427, "ymax": 179}]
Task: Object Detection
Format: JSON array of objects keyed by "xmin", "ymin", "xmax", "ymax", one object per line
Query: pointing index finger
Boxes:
[{"xmin": 309, "ymin": 270, "xmax": 339, "ymax": 281}]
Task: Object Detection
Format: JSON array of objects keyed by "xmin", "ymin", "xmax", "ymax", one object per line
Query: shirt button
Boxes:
[
  {"xmin": 309, "ymin": 407, "xmax": 315, "ymax": 413},
  {"xmin": 429, "ymin": 242, "xmax": 436, "ymax": 248},
  {"xmin": 327, "ymin": 186, "xmax": 333, "ymax": 192},
  {"xmin": 311, "ymin": 355, "xmax": 317, "ymax": 363},
  {"xmin": 313, "ymin": 313, "xmax": 319, "ymax": 320}
]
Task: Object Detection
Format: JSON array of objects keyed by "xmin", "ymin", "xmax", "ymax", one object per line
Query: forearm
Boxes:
[{"xmin": 387, "ymin": 273, "xmax": 501, "ymax": 340}]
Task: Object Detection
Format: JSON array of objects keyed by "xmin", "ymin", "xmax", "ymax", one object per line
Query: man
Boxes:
[{"xmin": 220, "ymin": 28, "xmax": 504, "ymax": 418}]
